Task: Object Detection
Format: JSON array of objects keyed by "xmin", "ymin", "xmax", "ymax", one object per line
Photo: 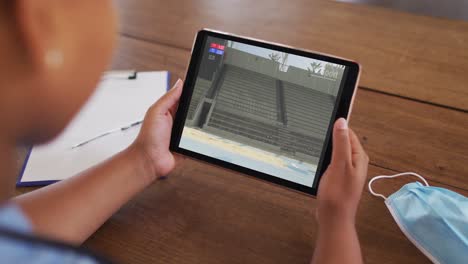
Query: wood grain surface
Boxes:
[
  {"xmin": 112, "ymin": 36, "xmax": 468, "ymax": 189},
  {"xmin": 17, "ymin": 157, "xmax": 465, "ymax": 263},
  {"xmin": 82, "ymin": 157, "xmax": 467, "ymax": 264},
  {"xmin": 114, "ymin": 0, "xmax": 468, "ymax": 111},
  {"xmin": 14, "ymin": 1, "xmax": 468, "ymax": 263}
]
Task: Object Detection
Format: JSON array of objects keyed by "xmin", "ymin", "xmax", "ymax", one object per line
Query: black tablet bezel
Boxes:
[{"xmin": 170, "ymin": 29, "xmax": 360, "ymax": 196}]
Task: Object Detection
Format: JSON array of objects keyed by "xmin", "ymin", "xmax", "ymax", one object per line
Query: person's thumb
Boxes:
[
  {"xmin": 330, "ymin": 118, "xmax": 352, "ymax": 167},
  {"xmin": 154, "ymin": 79, "xmax": 183, "ymax": 113}
]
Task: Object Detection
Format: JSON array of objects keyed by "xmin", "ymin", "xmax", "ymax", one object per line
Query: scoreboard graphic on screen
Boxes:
[{"xmin": 199, "ymin": 40, "xmax": 227, "ymax": 80}]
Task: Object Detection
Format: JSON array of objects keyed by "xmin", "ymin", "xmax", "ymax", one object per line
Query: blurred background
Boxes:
[{"xmin": 337, "ymin": 0, "xmax": 468, "ymax": 21}]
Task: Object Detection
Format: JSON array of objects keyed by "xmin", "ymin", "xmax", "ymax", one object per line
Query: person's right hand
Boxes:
[
  {"xmin": 130, "ymin": 79, "xmax": 183, "ymax": 183},
  {"xmin": 316, "ymin": 118, "xmax": 369, "ymax": 228}
]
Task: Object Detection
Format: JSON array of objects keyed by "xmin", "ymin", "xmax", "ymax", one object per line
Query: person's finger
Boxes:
[
  {"xmin": 331, "ymin": 118, "xmax": 352, "ymax": 167},
  {"xmin": 349, "ymin": 129, "xmax": 369, "ymax": 170},
  {"xmin": 154, "ymin": 79, "xmax": 183, "ymax": 114},
  {"xmin": 349, "ymin": 128, "xmax": 364, "ymax": 156},
  {"xmin": 168, "ymin": 98, "xmax": 180, "ymax": 120}
]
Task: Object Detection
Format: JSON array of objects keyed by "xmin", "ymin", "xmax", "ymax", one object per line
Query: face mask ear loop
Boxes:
[
  {"xmin": 368, "ymin": 176, "xmax": 388, "ymax": 200},
  {"xmin": 368, "ymin": 172, "xmax": 429, "ymax": 200}
]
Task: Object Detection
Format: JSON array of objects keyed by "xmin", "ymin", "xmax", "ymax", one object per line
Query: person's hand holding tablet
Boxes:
[
  {"xmin": 166, "ymin": 29, "xmax": 368, "ymax": 264},
  {"xmin": 171, "ymin": 29, "xmax": 361, "ymax": 195},
  {"xmin": 132, "ymin": 79, "xmax": 185, "ymax": 182},
  {"xmin": 312, "ymin": 118, "xmax": 369, "ymax": 264}
]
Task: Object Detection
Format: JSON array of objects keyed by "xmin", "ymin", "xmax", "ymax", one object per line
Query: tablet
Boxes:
[{"xmin": 170, "ymin": 29, "xmax": 360, "ymax": 195}]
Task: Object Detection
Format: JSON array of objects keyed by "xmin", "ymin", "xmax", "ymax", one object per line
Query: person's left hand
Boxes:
[{"xmin": 131, "ymin": 79, "xmax": 183, "ymax": 181}]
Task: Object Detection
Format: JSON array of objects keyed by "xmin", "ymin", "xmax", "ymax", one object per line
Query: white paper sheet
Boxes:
[{"xmin": 20, "ymin": 71, "xmax": 169, "ymax": 184}]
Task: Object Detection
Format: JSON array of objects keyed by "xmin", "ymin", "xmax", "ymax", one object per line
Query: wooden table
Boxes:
[{"xmin": 17, "ymin": 0, "xmax": 468, "ymax": 263}]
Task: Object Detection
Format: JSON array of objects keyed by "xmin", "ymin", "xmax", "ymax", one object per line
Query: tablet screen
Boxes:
[{"xmin": 179, "ymin": 35, "xmax": 349, "ymax": 188}]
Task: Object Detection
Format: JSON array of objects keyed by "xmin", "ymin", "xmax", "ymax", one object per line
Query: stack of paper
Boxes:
[{"xmin": 18, "ymin": 71, "xmax": 169, "ymax": 186}]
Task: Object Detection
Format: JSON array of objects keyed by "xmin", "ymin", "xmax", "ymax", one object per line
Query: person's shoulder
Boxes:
[{"xmin": 0, "ymin": 204, "xmax": 111, "ymax": 264}]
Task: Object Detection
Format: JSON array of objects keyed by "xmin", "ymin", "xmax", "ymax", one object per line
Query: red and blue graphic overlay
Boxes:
[{"xmin": 209, "ymin": 43, "xmax": 225, "ymax": 55}]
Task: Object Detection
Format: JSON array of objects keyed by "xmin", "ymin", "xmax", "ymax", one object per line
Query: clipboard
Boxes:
[{"xmin": 17, "ymin": 71, "xmax": 171, "ymax": 187}]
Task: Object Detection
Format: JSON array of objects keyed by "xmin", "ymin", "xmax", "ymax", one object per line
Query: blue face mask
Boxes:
[{"xmin": 368, "ymin": 172, "xmax": 468, "ymax": 264}]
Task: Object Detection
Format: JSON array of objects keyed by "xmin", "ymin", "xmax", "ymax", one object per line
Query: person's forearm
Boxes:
[
  {"xmin": 14, "ymin": 146, "xmax": 155, "ymax": 245},
  {"xmin": 311, "ymin": 220, "xmax": 363, "ymax": 264}
]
